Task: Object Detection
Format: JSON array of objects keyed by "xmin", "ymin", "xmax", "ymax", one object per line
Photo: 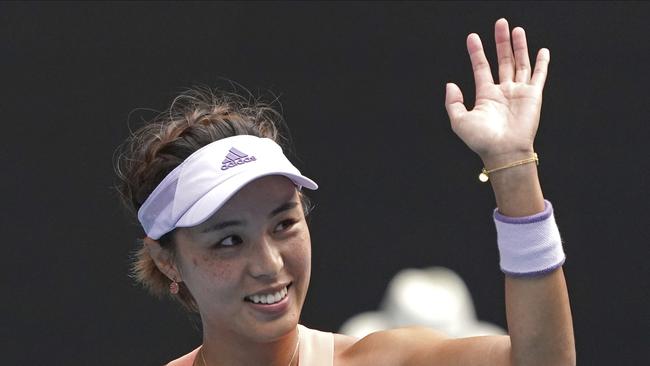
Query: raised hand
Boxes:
[{"xmin": 445, "ymin": 18, "xmax": 550, "ymax": 166}]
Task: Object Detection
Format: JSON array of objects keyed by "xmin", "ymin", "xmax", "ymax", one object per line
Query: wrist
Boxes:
[
  {"xmin": 489, "ymin": 163, "xmax": 545, "ymax": 217},
  {"xmin": 480, "ymin": 148, "xmax": 536, "ymax": 169}
]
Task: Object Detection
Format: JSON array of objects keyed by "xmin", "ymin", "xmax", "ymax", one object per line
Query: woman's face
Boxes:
[{"xmin": 172, "ymin": 175, "xmax": 311, "ymax": 342}]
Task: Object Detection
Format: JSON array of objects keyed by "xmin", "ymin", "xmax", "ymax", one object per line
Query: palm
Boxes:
[{"xmin": 445, "ymin": 19, "xmax": 550, "ymax": 161}]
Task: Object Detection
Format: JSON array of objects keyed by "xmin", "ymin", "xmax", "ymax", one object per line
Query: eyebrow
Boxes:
[
  {"xmin": 269, "ymin": 201, "xmax": 299, "ymax": 217},
  {"xmin": 202, "ymin": 219, "xmax": 243, "ymax": 233},
  {"xmin": 201, "ymin": 201, "xmax": 299, "ymax": 233}
]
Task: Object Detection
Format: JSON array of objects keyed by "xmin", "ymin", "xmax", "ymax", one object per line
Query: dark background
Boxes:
[{"xmin": 2, "ymin": 2, "xmax": 648, "ymax": 365}]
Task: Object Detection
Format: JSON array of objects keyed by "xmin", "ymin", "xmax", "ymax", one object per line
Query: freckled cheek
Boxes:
[
  {"xmin": 186, "ymin": 255, "xmax": 241, "ymax": 304},
  {"xmin": 199, "ymin": 254, "xmax": 232, "ymax": 277},
  {"xmin": 286, "ymin": 234, "xmax": 311, "ymax": 275}
]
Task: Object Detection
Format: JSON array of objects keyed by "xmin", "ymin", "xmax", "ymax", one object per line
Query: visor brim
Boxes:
[{"xmin": 175, "ymin": 167, "xmax": 317, "ymax": 229}]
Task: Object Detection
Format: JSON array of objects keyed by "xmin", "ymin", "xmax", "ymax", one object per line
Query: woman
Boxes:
[{"xmin": 115, "ymin": 19, "xmax": 575, "ymax": 365}]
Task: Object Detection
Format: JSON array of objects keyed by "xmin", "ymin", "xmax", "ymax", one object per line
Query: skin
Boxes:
[
  {"xmin": 147, "ymin": 18, "xmax": 576, "ymax": 366},
  {"xmin": 147, "ymin": 176, "xmax": 310, "ymax": 365}
]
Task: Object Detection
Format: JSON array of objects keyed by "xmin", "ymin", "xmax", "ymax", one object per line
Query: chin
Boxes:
[{"xmin": 246, "ymin": 314, "xmax": 299, "ymax": 343}]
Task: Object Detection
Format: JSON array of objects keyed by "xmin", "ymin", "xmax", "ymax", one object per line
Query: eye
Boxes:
[
  {"xmin": 274, "ymin": 218, "xmax": 297, "ymax": 233},
  {"xmin": 217, "ymin": 235, "xmax": 243, "ymax": 247}
]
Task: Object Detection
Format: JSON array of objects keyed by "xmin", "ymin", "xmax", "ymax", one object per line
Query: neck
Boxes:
[{"xmin": 199, "ymin": 324, "xmax": 300, "ymax": 366}]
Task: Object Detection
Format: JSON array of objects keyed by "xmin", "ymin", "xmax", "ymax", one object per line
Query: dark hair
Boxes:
[{"xmin": 113, "ymin": 85, "xmax": 312, "ymax": 312}]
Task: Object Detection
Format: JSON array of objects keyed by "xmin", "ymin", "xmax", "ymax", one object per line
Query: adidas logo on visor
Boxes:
[{"xmin": 221, "ymin": 147, "xmax": 257, "ymax": 170}]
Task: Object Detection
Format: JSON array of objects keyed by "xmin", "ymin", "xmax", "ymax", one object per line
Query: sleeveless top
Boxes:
[
  {"xmin": 297, "ymin": 324, "xmax": 334, "ymax": 366},
  {"xmin": 166, "ymin": 324, "xmax": 334, "ymax": 365}
]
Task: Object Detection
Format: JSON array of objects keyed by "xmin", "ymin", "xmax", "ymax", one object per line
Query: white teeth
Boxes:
[{"xmin": 247, "ymin": 286, "xmax": 289, "ymax": 304}]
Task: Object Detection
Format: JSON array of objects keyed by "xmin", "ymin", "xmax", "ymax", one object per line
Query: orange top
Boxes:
[
  {"xmin": 165, "ymin": 324, "xmax": 334, "ymax": 366},
  {"xmin": 166, "ymin": 345, "xmax": 200, "ymax": 366}
]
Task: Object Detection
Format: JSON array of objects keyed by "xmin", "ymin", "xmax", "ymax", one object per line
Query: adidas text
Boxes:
[{"xmin": 221, "ymin": 156, "xmax": 256, "ymax": 170}]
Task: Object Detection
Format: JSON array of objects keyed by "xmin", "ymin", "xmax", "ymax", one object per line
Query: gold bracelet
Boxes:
[{"xmin": 479, "ymin": 153, "xmax": 539, "ymax": 182}]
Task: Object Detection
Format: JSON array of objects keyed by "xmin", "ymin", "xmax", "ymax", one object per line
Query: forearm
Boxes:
[
  {"xmin": 486, "ymin": 159, "xmax": 575, "ymax": 366},
  {"xmin": 483, "ymin": 152, "xmax": 544, "ymax": 217},
  {"xmin": 505, "ymin": 268, "xmax": 574, "ymax": 366}
]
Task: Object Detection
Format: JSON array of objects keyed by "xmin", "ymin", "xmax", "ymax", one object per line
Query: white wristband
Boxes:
[{"xmin": 494, "ymin": 200, "xmax": 566, "ymax": 277}]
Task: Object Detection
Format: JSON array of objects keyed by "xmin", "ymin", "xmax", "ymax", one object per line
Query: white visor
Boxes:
[{"xmin": 137, "ymin": 135, "xmax": 318, "ymax": 240}]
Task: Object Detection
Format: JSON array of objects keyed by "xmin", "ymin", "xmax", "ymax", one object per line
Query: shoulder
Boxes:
[
  {"xmin": 336, "ymin": 327, "xmax": 512, "ymax": 366},
  {"xmin": 334, "ymin": 327, "xmax": 448, "ymax": 366},
  {"xmin": 165, "ymin": 346, "xmax": 201, "ymax": 366}
]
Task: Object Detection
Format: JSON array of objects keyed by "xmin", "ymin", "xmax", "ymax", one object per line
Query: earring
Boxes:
[{"xmin": 169, "ymin": 280, "xmax": 180, "ymax": 294}]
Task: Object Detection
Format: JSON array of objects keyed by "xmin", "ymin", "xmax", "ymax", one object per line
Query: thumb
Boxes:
[{"xmin": 444, "ymin": 83, "xmax": 467, "ymax": 122}]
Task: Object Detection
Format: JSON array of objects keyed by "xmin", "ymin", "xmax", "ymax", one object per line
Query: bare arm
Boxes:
[
  {"xmin": 342, "ymin": 18, "xmax": 574, "ymax": 366},
  {"xmin": 444, "ymin": 18, "xmax": 575, "ymax": 365}
]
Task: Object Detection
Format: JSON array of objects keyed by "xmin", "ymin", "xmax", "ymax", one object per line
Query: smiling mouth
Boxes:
[{"xmin": 244, "ymin": 283, "xmax": 292, "ymax": 305}]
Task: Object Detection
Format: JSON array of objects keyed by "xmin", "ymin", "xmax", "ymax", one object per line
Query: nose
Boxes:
[{"xmin": 248, "ymin": 236, "xmax": 284, "ymax": 279}]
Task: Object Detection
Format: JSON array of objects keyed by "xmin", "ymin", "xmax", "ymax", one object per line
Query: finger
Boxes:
[
  {"xmin": 445, "ymin": 82, "xmax": 467, "ymax": 122},
  {"xmin": 495, "ymin": 18, "xmax": 515, "ymax": 83},
  {"xmin": 467, "ymin": 33, "xmax": 495, "ymax": 90},
  {"xmin": 530, "ymin": 48, "xmax": 551, "ymax": 89},
  {"xmin": 512, "ymin": 27, "xmax": 532, "ymax": 82}
]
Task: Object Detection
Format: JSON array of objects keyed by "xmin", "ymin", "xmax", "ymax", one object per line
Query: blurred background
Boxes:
[{"xmin": 1, "ymin": 2, "xmax": 648, "ymax": 365}]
